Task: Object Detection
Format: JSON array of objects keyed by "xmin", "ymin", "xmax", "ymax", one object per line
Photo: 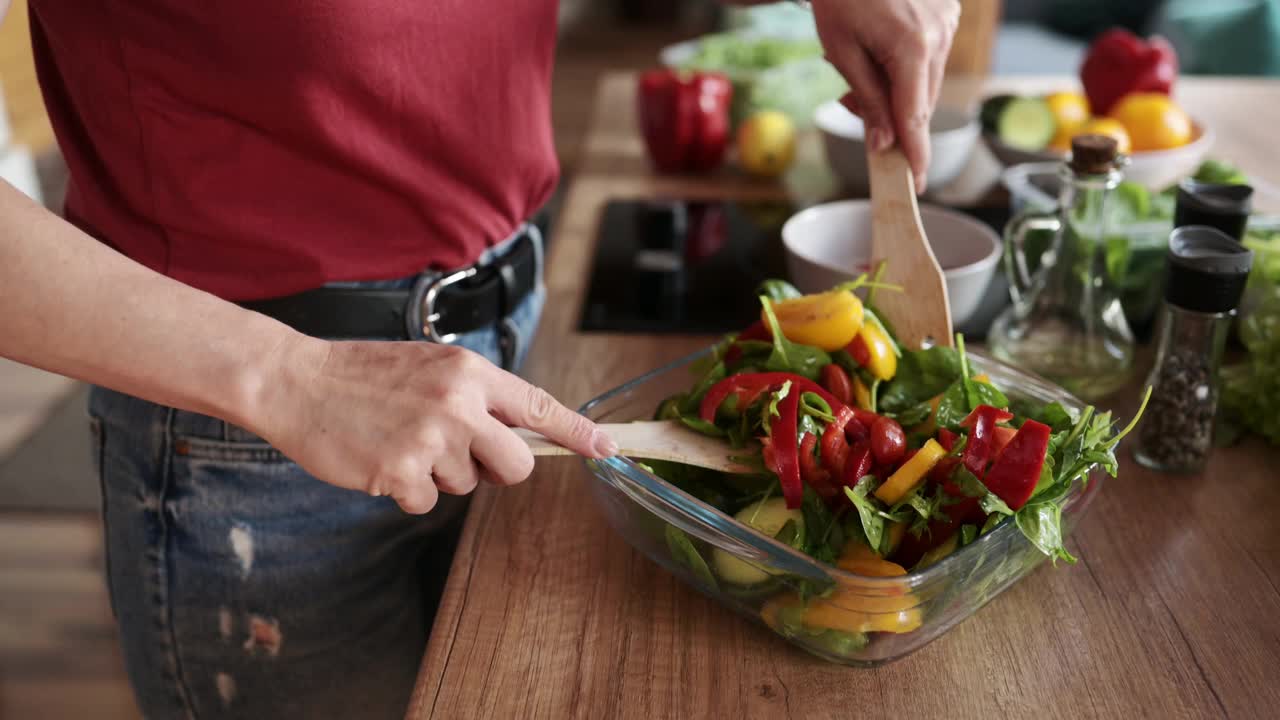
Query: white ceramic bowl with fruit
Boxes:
[{"xmin": 981, "ymin": 91, "xmax": 1214, "ymax": 190}]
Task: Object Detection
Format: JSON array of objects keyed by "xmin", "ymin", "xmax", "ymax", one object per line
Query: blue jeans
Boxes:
[{"xmin": 89, "ymin": 280, "xmax": 545, "ymax": 719}]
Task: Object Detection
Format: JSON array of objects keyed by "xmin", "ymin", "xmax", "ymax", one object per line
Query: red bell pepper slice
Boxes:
[
  {"xmin": 937, "ymin": 428, "xmax": 958, "ymax": 452},
  {"xmin": 982, "ymin": 419, "xmax": 1052, "ymax": 511},
  {"xmin": 698, "ymin": 372, "xmax": 845, "ymax": 423},
  {"xmin": 799, "ymin": 432, "xmax": 837, "ymax": 500},
  {"xmin": 840, "ymin": 439, "xmax": 873, "ymax": 489},
  {"xmin": 772, "ymin": 387, "xmax": 803, "ymax": 509},
  {"xmin": 991, "ymin": 425, "xmax": 1017, "ymax": 457},
  {"xmin": 819, "ymin": 406, "xmax": 877, "ymax": 476},
  {"xmin": 820, "ymin": 363, "xmax": 854, "ymax": 406},
  {"xmin": 958, "ymin": 405, "xmax": 1015, "ymax": 478}
]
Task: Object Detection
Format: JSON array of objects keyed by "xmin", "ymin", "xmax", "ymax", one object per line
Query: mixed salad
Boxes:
[{"xmin": 646, "ymin": 279, "xmax": 1147, "ymax": 648}]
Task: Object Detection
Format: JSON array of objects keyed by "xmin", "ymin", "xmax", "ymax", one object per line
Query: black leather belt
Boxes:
[{"xmin": 238, "ymin": 230, "xmax": 540, "ymax": 342}]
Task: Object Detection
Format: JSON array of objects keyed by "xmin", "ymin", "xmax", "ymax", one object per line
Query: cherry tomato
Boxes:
[
  {"xmin": 871, "ymin": 417, "xmax": 906, "ymax": 466},
  {"xmin": 820, "ymin": 364, "xmax": 854, "ymax": 406}
]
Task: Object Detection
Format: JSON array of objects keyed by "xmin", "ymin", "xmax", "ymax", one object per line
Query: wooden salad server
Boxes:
[
  {"xmin": 514, "ymin": 422, "xmax": 759, "ymax": 474},
  {"xmin": 865, "ymin": 145, "xmax": 953, "ymax": 350}
]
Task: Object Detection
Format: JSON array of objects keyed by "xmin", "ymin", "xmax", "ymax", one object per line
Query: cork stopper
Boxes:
[{"xmin": 1069, "ymin": 134, "xmax": 1119, "ymax": 175}]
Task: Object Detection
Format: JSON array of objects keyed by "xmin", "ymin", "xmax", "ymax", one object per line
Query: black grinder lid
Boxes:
[{"xmin": 1165, "ymin": 225, "xmax": 1254, "ymax": 313}]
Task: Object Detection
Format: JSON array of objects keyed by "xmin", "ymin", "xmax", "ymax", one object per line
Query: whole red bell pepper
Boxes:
[
  {"xmin": 1080, "ymin": 28, "xmax": 1178, "ymax": 116},
  {"xmin": 959, "ymin": 405, "xmax": 1015, "ymax": 478},
  {"xmin": 772, "ymin": 387, "xmax": 803, "ymax": 508},
  {"xmin": 982, "ymin": 419, "xmax": 1052, "ymax": 511},
  {"xmin": 637, "ymin": 69, "xmax": 733, "ymax": 174}
]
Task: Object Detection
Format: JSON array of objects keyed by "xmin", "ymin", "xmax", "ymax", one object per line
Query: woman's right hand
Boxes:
[{"xmin": 249, "ymin": 335, "xmax": 616, "ymax": 514}]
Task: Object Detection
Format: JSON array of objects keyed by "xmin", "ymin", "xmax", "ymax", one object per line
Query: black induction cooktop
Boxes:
[{"xmin": 578, "ymin": 198, "xmax": 1012, "ymax": 337}]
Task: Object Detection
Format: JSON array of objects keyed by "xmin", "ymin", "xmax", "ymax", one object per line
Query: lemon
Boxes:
[
  {"xmin": 1109, "ymin": 93, "xmax": 1192, "ymax": 152},
  {"xmin": 1045, "ymin": 91, "xmax": 1090, "ymax": 150},
  {"xmin": 737, "ymin": 110, "xmax": 796, "ymax": 178},
  {"xmin": 1074, "ymin": 117, "xmax": 1133, "ymax": 155}
]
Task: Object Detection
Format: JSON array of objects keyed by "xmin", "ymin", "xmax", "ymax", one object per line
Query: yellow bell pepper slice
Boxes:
[
  {"xmin": 874, "ymin": 439, "xmax": 947, "ymax": 505},
  {"xmin": 765, "ymin": 290, "xmax": 863, "ymax": 351},
  {"xmin": 761, "ymin": 540, "xmax": 923, "ymax": 635},
  {"xmin": 852, "ymin": 375, "xmax": 873, "ymax": 411},
  {"xmin": 857, "ymin": 322, "xmax": 897, "ymax": 381}
]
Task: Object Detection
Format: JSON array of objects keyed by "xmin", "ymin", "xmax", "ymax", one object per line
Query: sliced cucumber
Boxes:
[
  {"xmin": 980, "ymin": 94, "xmax": 1016, "ymax": 134},
  {"xmin": 712, "ymin": 498, "xmax": 805, "ymax": 586},
  {"xmin": 997, "ymin": 97, "xmax": 1056, "ymax": 152}
]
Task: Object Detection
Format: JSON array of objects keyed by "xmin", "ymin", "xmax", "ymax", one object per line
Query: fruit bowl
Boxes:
[{"xmin": 983, "ymin": 118, "xmax": 1214, "ymax": 190}]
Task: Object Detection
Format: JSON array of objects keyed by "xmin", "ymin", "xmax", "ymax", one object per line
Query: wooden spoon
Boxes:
[
  {"xmin": 866, "ymin": 146, "xmax": 953, "ymax": 349},
  {"xmin": 514, "ymin": 421, "xmax": 759, "ymax": 474}
]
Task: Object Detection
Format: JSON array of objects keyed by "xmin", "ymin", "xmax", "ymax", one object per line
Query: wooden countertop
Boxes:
[{"xmin": 407, "ymin": 74, "xmax": 1280, "ymax": 719}]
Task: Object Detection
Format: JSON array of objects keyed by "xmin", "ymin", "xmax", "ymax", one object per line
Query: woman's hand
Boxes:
[
  {"xmin": 811, "ymin": 0, "xmax": 961, "ymax": 192},
  {"xmin": 253, "ymin": 336, "xmax": 615, "ymax": 514}
]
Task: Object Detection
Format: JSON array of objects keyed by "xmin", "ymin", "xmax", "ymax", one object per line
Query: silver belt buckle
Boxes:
[{"xmin": 420, "ymin": 266, "xmax": 477, "ymax": 344}]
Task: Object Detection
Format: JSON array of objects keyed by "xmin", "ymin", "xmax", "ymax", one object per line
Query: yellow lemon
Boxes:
[
  {"xmin": 1074, "ymin": 117, "xmax": 1133, "ymax": 155},
  {"xmin": 1109, "ymin": 93, "xmax": 1192, "ymax": 152},
  {"xmin": 737, "ymin": 111, "xmax": 796, "ymax": 178},
  {"xmin": 1045, "ymin": 91, "xmax": 1091, "ymax": 150}
]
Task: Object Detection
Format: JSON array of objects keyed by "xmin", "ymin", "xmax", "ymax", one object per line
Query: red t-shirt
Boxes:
[{"xmin": 28, "ymin": 1, "xmax": 560, "ymax": 300}]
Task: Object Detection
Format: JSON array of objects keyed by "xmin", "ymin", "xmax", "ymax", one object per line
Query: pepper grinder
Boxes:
[{"xmin": 1132, "ymin": 226, "xmax": 1253, "ymax": 474}]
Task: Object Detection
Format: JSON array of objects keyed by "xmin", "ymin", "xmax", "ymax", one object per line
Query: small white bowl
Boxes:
[
  {"xmin": 781, "ymin": 200, "xmax": 1001, "ymax": 327},
  {"xmin": 982, "ymin": 118, "xmax": 1214, "ymax": 190},
  {"xmin": 814, "ymin": 101, "xmax": 980, "ymax": 194}
]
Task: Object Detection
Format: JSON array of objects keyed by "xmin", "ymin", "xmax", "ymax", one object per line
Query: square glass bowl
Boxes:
[{"xmin": 580, "ymin": 350, "xmax": 1102, "ymax": 666}]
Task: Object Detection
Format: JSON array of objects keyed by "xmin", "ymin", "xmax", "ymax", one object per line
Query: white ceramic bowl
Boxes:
[
  {"xmin": 781, "ymin": 200, "xmax": 1001, "ymax": 326},
  {"xmin": 982, "ymin": 118, "xmax": 1214, "ymax": 190},
  {"xmin": 814, "ymin": 101, "xmax": 979, "ymax": 194}
]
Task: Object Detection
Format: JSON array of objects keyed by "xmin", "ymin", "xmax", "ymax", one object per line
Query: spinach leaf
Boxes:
[
  {"xmin": 664, "ymin": 524, "xmax": 720, "ymax": 591},
  {"xmin": 757, "ymin": 279, "xmax": 802, "ymax": 301},
  {"xmin": 800, "ymin": 487, "xmax": 842, "ymax": 564},
  {"xmin": 1015, "ymin": 502, "xmax": 1076, "ymax": 563},
  {"xmin": 949, "ymin": 466, "xmax": 988, "ymax": 498},
  {"xmin": 933, "ymin": 381, "xmax": 969, "ymax": 430},
  {"xmin": 891, "ymin": 400, "xmax": 934, "ymax": 427},
  {"xmin": 1037, "ymin": 402, "xmax": 1076, "ymax": 433},
  {"xmin": 969, "ymin": 380, "xmax": 1009, "ymax": 410},
  {"xmin": 831, "ymin": 349, "xmax": 859, "ymax": 376},
  {"xmin": 980, "ymin": 513, "xmax": 1005, "ymax": 535},
  {"xmin": 642, "ymin": 460, "xmax": 731, "ymax": 509},
  {"xmin": 878, "ymin": 346, "xmax": 961, "ymax": 413},
  {"xmin": 760, "ymin": 297, "xmax": 830, "ymax": 380}
]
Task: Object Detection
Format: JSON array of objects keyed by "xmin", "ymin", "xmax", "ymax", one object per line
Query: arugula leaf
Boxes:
[
  {"xmin": 845, "ymin": 476, "xmax": 886, "ymax": 553},
  {"xmin": 949, "ymin": 466, "xmax": 988, "ymax": 498},
  {"xmin": 760, "ymin": 297, "xmax": 830, "ymax": 380},
  {"xmin": 980, "ymin": 492, "xmax": 1014, "ymax": 516},
  {"xmin": 763, "ymin": 381, "xmax": 792, "ymax": 435},
  {"xmin": 664, "ymin": 525, "xmax": 719, "ymax": 591},
  {"xmin": 800, "ymin": 392, "xmax": 835, "ymax": 424},
  {"xmin": 879, "ymin": 346, "xmax": 961, "ymax": 413},
  {"xmin": 800, "ymin": 487, "xmax": 842, "ymax": 564},
  {"xmin": 680, "ymin": 415, "xmax": 727, "ymax": 437},
  {"xmin": 1016, "ymin": 502, "xmax": 1076, "ymax": 563},
  {"xmin": 679, "ymin": 362, "xmax": 727, "ymax": 416},
  {"xmin": 757, "ymin": 279, "xmax": 802, "ymax": 301}
]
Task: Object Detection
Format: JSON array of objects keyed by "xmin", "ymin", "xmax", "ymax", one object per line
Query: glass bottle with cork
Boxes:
[
  {"xmin": 1132, "ymin": 226, "xmax": 1253, "ymax": 473},
  {"xmin": 989, "ymin": 134, "xmax": 1135, "ymax": 400}
]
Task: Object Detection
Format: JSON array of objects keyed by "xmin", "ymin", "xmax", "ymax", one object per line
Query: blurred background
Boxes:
[{"xmin": 1, "ymin": 0, "xmax": 1277, "ymax": 717}]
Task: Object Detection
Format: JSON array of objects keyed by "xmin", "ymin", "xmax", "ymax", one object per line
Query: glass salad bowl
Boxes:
[{"xmin": 580, "ymin": 349, "xmax": 1102, "ymax": 666}]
